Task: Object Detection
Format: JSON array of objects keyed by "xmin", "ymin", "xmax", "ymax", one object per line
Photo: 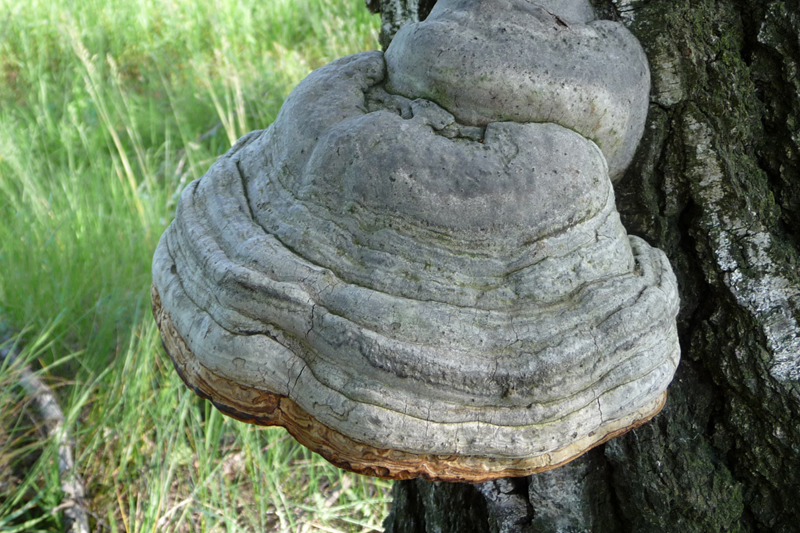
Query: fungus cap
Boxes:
[{"xmin": 152, "ymin": 0, "xmax": 679, "ymax": 483}]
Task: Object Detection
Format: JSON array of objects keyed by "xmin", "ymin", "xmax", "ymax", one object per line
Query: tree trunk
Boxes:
[
  {"xmin": 366, "ymin": 0, "xmax": 437, "ymax": 49},
  {"xmin": 370, "ymin": 0, "xmax": 800, "ymax": 531}
]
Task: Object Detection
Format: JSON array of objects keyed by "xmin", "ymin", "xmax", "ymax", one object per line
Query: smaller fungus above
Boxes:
[{"xmin": 152, "ymin": 0, "xmax": 680, "ymax": 483}]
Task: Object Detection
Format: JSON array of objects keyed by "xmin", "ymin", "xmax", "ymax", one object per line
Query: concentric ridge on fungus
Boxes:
[{"xmin": 152, "ymin": 0, "xmax": 680, "ymax": 482}]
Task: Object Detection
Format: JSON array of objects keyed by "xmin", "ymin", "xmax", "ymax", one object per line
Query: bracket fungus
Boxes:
[{"xmin": 152, "ymin": 0, "xmax": 680, "ymax": 483}]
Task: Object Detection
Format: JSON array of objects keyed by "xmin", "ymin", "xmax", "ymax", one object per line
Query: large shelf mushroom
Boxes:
[{"xmin": 152, "ymin": 0, "xmax": 680, "ymax": 483}]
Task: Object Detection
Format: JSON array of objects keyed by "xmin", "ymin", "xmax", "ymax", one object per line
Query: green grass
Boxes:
[{"xmin": 0, "ymin": 0, "xmax": 389, "ymax": 530}]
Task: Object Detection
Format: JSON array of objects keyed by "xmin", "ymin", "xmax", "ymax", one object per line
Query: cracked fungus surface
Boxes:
[{"xmin": 151, "ymin": 0, "xmax": 680, "ymax": 481}]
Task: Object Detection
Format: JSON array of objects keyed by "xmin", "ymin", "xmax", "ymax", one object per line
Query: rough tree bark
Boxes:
[{"xmin": 369, "ymin": 1, "xmax": 800, "ymax": 531}]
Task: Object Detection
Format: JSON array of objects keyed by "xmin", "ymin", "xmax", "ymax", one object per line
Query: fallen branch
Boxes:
[{"xmin": 0, "ymin": 333, "xmax": 90, "ymax": 533}]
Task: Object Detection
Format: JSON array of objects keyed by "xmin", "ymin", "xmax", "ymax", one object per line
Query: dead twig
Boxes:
[{"xmin": 0, "ymin": 332, "xmax": 90, "ymax": 533}]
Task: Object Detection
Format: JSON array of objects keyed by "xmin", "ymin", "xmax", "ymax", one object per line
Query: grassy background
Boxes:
[{"xmin": 0, "ymin": 0, "xmax": 389, "ymax": 531}]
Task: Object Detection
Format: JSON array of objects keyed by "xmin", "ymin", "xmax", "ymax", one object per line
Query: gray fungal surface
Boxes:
[
  {"xmin": 385, "ymin": 0, "xmax": 651, "ymax": 181},
  {"xmin": 152, "ymin": 0, "xmax": 680, "ymax": 481}
]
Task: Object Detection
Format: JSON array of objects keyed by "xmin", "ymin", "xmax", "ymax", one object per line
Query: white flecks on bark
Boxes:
[{"xmin": 684, "ymin": 113, "xmax": 800, "ymax": 384}]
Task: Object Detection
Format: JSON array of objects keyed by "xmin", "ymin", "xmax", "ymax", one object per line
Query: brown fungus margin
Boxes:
[{"xmin": 152, "ymin": 286, "xmax": 666, "ymax": 483}]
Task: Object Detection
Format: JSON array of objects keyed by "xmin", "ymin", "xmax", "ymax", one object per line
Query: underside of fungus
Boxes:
[{"xmin": 152, "ymin": 0, "xmax": 680, "ymax": 482}]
